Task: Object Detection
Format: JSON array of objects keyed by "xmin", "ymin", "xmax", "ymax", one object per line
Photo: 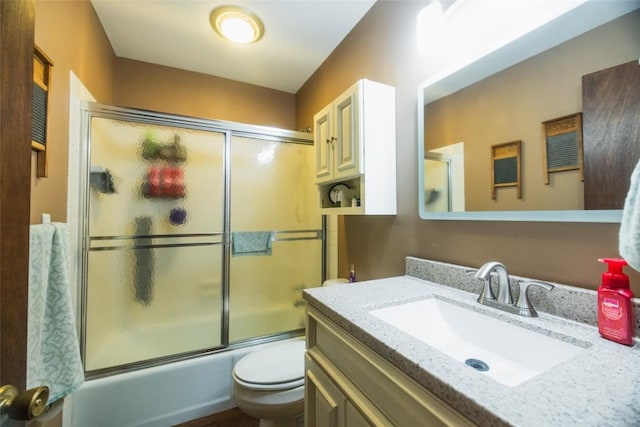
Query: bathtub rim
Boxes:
[
  {"xmin": 84, "ymin": 329, "xmax": 304, "ymax": 380},
  {"xmin": 68, "ymin": 335, "xmax": 306, "ymax": 427}
]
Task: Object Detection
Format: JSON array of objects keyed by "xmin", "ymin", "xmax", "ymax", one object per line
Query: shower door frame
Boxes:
[{"xmin": 76, "ymin": 102, "xmax": 324, "ymax": 378}]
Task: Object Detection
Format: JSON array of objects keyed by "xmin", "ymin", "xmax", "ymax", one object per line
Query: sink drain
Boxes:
[{"xmin": 465, "ymin": 358, "xmax": 489, "ymax": 372}]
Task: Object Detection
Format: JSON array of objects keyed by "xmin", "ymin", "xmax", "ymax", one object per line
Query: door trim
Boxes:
[{"xmin": 0, "ymin": 0, "xmax": 35, "ymax": 391}]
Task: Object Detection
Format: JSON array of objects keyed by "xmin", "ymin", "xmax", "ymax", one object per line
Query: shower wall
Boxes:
[{"xmin": 80, "ymin": 104, "xmax": 322, "ymax": 374}]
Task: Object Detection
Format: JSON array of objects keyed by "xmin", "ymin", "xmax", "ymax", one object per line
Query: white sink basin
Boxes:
[{"xmin": 369, "ymin": 297, "xmax": 589, "ymax": 387}]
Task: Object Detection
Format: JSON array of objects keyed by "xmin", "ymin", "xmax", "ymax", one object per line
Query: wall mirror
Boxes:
[{"xmin": 417, "ymin": 1, "xmax": 639, "ymax": 222}]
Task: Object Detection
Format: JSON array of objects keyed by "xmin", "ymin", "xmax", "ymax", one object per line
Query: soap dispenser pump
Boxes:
[{"xmin": 597, "ymin": 258, "xmax": 634, "ymax": 345}]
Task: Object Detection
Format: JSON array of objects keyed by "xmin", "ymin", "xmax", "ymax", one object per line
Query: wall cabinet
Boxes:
[
  {"xmin": 313, "ymin": 79, "xmax": 396, "ymax": 215},
  {"xmin": 305, "ymin": 307, "xmax": 475, "ymax": 427}
]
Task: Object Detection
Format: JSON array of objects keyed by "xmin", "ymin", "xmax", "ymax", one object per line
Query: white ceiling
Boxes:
[{"xmin": 90, "ymin": 0, "xmax": 377, "ymax": 94}]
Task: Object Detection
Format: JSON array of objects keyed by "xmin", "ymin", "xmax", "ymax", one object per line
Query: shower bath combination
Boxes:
[{"xmin": 77, "ymin": 103, "xmax": 324, "ymax": 376}]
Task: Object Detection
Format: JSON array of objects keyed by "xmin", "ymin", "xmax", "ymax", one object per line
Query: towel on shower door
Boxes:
[
  {"xmin": 620, "ymin": 160, "xmax": 640, "ymax": 271},
  {"xmin": 134, "ymin": 216, "xmax": 154, "ymax": 305},
  {"xmin": 28, "ymin": 223, "xmax": 84, "ymax": 403},
  {"xmin": 232, "ymin": 231, "xmax": 273, "ymax": 256}
]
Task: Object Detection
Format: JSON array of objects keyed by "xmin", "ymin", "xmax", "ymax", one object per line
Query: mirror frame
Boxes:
[{"xmin": 417, "ymin": 1, "xmax": 638, "ymax": 222}]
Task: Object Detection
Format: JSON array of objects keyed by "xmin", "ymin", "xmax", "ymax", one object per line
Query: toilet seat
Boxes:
[{"xmin": 233, "ymin": 339, "xmax": 305, "ymax": 391}]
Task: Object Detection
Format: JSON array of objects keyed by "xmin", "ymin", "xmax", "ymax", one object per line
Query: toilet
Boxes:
[
  {"xmin": 232, "ymin": 280, "xmax": 348, "ymax": 426},
  {"xmin": 232, "ymin": 338, "xmax": 306, "ymax": 427}
]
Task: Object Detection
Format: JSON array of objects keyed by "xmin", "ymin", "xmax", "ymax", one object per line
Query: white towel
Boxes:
[
  {"xmin": 28, "ymin": 223, "xmax": 84, "ymax": 402},
  {"xmin": 619, "ymin": 160, "xmax": 640, "ymax": 271}
]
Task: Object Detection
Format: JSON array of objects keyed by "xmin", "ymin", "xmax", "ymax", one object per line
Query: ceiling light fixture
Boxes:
[{"xmin": 210, "ymin": 6, "xmax": 264, "ymax": 44}]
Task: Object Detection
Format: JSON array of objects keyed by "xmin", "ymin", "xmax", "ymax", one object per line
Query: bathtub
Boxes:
[{"xmin": 69, "ymin": 337, "xmax": 303, "ymax": 427}]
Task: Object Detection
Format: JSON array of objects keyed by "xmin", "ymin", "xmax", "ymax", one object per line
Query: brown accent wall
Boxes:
[
  {"xmin": 31, "ymin": 1, "xmax": 640, "ymax": 293},
  {"xmin": 113, "ymin": 58, "xmax": 295, "ymax": 130},
  {"xmin": 296, "ymin": 3, "xmax": 640, "ymax": 294},
  {"xmin": 31, "ymin": 0, "xmax": 295, "ymax": 225},
  {"xmin": 32, "ymin": 0, "xmax": 116, "ymax": 224}
]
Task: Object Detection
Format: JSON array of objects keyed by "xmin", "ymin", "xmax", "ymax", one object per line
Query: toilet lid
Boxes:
[{"xmin": 234, "ymin": 339, "xmax": 305, "ymax": 388}]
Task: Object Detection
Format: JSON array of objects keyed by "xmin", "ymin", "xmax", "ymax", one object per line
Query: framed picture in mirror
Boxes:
[
  {"xmin": 541, "ymin": 113, "xmax": 583, "ymax": 185},
  {"xmin": 491, "ymin": 141, "xmax": 521, "ymax": 200}
]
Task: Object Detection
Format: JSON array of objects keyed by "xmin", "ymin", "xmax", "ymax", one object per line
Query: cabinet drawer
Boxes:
[
  {"xmin": 307, "ymin": 307, "xmax": 475, "ymax": 427},
  {"xmin": 306, "ymin": 354, "xmax": 390, "ymax": 427},
  {"xmin": 306, "ymin": 354, "xmax": 343, "ymax": 427}
]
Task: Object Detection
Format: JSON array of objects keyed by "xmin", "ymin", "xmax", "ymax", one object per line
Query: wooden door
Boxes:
[
  {"xmin": 0, "ymin": 0, "xmax": 35, "ymax": 425},
  {"xmin": 583, "ymin": 60, "xmax": 640, "ymax": 209}
]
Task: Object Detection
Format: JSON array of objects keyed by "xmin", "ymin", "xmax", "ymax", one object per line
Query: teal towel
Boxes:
[
  {"xmin": 28, "ymin": 223, "xmax": 84, "ymax": 403},
  {"xmin": 232, "ymin": 231, "xmax": 273, "ymax": 256}
]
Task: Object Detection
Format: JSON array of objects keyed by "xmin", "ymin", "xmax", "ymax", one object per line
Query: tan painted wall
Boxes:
[
  {"xmin": 112, "ymin": 58, "xmax": 295, "ymax": 130},
  {"xmin": 32, "ymin": 0, "xmax": 116, "ymax": 224},
  {"xmin": 31, "ymin": 0, "xmax": 295, "ymax": 225},
  {"xmin": 296, "ymin": 3, "xmax": 640, "ymax": 294},
  {"xmin": 31, "ymin": 1, "xmax": 640, "ymax": 294}
]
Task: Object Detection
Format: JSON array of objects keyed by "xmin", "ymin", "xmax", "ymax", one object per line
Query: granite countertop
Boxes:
[{"xmin": 303, "ymin": 268, "xmax": 640, "ymax": 426}]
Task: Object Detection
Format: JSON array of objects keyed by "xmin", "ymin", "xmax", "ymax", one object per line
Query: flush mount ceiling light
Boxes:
[{"xmin": 210, "ymin": 5, "xmax": 264, "ymax": 44}]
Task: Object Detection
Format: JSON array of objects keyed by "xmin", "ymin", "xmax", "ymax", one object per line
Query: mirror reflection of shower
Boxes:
[{"xmin": 424, "ymin": 142, "xmax": 465, "ymax": 212}]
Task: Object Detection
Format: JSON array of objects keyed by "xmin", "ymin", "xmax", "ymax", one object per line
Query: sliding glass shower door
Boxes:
[
  {"xmin": 84, "ymin": 115, "xmax": 226, "ymax": 372},
  {"xmin": 79, "ymin": 103, "xmax": 323, "ymax": 375},
  {"xmin": 228, "ymin": 136, "xmax": 322, "ymax": 342}
]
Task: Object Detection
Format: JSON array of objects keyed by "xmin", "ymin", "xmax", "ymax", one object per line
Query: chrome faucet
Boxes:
[
  {"xmin": 474, "ymin": 261, "xmax": 513, "ymax": 305},
  {"xmin": 473, "ymin": 262, "xmax": 553, "ymax": 317}
]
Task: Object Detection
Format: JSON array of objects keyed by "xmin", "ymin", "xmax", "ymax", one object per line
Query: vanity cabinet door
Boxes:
[
  {"xmin": 305, "ymin": 353, "xmax": 389, "ymax": 427},
  {"xmin": 305, "ymin": 355, "xmax": 343, "ymax": 427},
  {"xmin": 344, "ymin": 401, "xmax": 376, "ymax": 427}
]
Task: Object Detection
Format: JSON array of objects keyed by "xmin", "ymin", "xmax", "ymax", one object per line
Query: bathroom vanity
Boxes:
[
  {"xmin": 305, "ymin": 305, "xmax": 473, "ymax": 426},
  {"xmin": 303, "ymin": 257, "xmax": 640, "ymax": 426}
]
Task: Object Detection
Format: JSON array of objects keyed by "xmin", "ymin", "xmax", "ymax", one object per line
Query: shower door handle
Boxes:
[{"xmin": 0, "ymin": 384, "xmax": 49, "ymax": 420}]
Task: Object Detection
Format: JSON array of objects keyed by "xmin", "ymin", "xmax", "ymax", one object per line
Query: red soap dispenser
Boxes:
[{"xmin": 597, "ymin": 258, "xmax": 634, "ymax": 345}]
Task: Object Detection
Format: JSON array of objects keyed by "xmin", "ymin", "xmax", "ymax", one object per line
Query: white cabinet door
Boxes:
[
  {"xmin": 314, "ymin": 104, "xmax": 333, "ymax": 183},
  {"xmin": 314, "ymin": 82, "xmax": 361, "ymax": 184},
  {"xmin": 333, "ymin": 84, "xmax": 360, "ymax": 181}
]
